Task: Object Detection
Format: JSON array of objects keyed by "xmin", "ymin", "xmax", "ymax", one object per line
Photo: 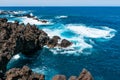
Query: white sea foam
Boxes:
[
  {"xmin": 42, "ymin": 28, "xmax": 93, "ymax": 55},
  {"xmin": 49, "ymin": 36, "xmax": 93, "ymax": 55},
  {"xmin": 42, "ymin": 28, "xmax": 62, "ymax": 38},
  {"xmin": 21, "ymin": 17, "xmax": 54, "ymax": 25},
  {"xmin": 13, "ymin": 11, "xmax": 27, "ymax": 14},
  {"xmin": 30, "ymin": 13, "xmax": 33, "ymax": 16},
  {"xmin": 55, "ymin": 15, "xmax": 68, "ymax": 19},
  {"xmin": 42, "ymin": 24, "xmax": 116, "ymax": 55},
  {"xmin": 67, "ymin": 24, "xmax": 116, "ymax": 39},
  {"xmin": 13, "ymin": 54, "xmax": 20, "ymax": 60},
  {"xmin": 32, "ymin": 67, "xmax": 58, "ymax": 80}
]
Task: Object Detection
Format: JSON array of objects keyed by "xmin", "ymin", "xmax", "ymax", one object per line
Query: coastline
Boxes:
[
  {"xmin": 0, "ymin": 18, "xmax": 93, "ymax": 80},
  {"xmin": 0, "ymin": 7, "xmax": 119, "ymax": 80}
]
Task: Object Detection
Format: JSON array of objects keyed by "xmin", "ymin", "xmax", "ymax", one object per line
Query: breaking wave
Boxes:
[
  {"xmin": 43, "ymin": 24, "xmax": 117, "ymax": 55},
  {"xmin": 21, "ymin": 17, "xmax": 54, "ymax": 25},
  {"xmin": 67, "ymin": 24, "xmax": 116, "ymax": 39}
]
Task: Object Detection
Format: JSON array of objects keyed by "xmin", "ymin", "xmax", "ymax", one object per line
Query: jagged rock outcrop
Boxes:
[
  {"xmin": 0, "ymin": 18, "xmax": 72, "ymax": 73},
  {"xmin": 1, "ymin": 66, "xmax": 93, "ymax": 80},
  {"xmin": 0, "ymin": 18, "xmax": 93, "ymax": 80},
  {"xmin": 0, "ymin": 19, "xmax": 48, "ymax": 72},
  {"xmin": 77, "ymin": 68, "xmax": 93, "ymax": 80},
  {"xmin": 5, "ymin": 66, "xmax": 44, "ymax": 80},
  {"xmin": 52, "ymin": 69, "xmax": 93, "ymax": 80}
]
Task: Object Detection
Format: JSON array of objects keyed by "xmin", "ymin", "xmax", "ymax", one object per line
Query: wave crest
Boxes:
[
  {"xmin": 43, "ymin": 24, "xmax": 116, "ymax": 55},
  {"xmin": 67, "ymin": 24, "xmax": 116, "ymax": 39}
]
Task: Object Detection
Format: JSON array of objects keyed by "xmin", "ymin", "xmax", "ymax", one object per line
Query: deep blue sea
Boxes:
[{"xmin": 0, "ymin": 7, "xmax": 120, "ymax": 80}]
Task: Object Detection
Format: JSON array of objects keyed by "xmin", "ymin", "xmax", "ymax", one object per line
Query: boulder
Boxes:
[
  {"xmin": 47, "ymin": 36, "xmax": 61, "ymax": 48},
  {"xmin": 52, "ymin": 36, "xmax": 61, "ymax": 41},
  {"xmin": 52, "ymin": 75, "xmax": 66, "ymax": 80},
  {"xmin": 60, "ymin": 39, "xmax": 72, "ymax": 48},
  {"xmin": 78, "ymin": 69, "xmax": 93, "ymax": 80},
  {"xmin": 69, "ymin": 76, "xmax": 77, "ymax": 80}
]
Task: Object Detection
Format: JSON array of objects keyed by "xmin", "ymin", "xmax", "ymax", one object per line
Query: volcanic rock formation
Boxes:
[
  {"xmin": 5, "ymin": 66, "xmax": 44, "ymax": 80},
  {"xmin": 52, "ymin": 69, "xmax": 93, "ymax": 80},
  {"xmin": 0, "ymin": 18, "xmax": 72, "ymax": 72},
  {"xmin": 0, "ymin": 18, "xmax": 93, "ymax": 80},
  {"xmin": 1, "ymin": 67, "xmax": 93, "ymax": 80}
]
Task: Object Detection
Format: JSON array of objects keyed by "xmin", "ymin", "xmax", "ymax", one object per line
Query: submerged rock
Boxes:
[{"xmin": 41, "ymin": 20, "xmax": 48, "ymax": 23}]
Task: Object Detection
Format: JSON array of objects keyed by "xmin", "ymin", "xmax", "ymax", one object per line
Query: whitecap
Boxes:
[
  {"xmin": 21, "ymin": 17, "xmax": 54, "ymax": 25},
  {"xmin": 43, "ymin": 28, "xmax": 93, "ymax": 55},
  {"xmin": 42, "ymin": 28, "xmax": 62, "ymax": 38},
  {"xmin": 30, "ymin": 13, "xmax": 33, "ymax": 16},
  {"xmin": 42, "ymin": 24, "xmax": 116, "ymax": 55},
  {"xmin": 12, "ymin": 54, "xmax": 20, "ymax": 60},
  {"xmin": 67, "ymin": 24, "xmax": 116, "ymax": 39},
  {"xmin": 55, "ymin": 15, "xmax": 68, "ymax": 19},
  {"xmin": 13, "ymin": 11, "xmax": 27, "ymax": 14},
  {"xmin": 48, "ymin": 36, "xmax": 93, "ymax": 56}
]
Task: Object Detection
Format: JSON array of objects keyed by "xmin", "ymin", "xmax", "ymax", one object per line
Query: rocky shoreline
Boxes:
[
  {"xmin": 0, "ymin": 18, "xmax": 93, "ymax": 80},
  {"xmin": 0, "ymin": 10, "xmax": 50, "ymax": 25}
]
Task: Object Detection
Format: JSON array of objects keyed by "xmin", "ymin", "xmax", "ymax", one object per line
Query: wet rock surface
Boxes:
[
  {"xmin": 47, "ymin": 36, "xmax": 60, "ymax": 48},
  {"xmin": 60, "ymin": 39, "xmax": 72, "ymax": 48}
]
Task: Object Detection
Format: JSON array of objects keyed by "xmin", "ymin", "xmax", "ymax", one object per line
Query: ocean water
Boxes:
[{"xmin": 0, "ymin": 7, "xmax": 120, "ymax": 80}]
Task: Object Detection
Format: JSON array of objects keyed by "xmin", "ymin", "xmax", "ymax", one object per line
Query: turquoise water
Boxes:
[{"xmin": 0, "ymin": 7, "xmax": 120, "ymax": 80}]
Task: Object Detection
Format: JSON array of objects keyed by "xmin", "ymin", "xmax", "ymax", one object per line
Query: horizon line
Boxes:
[{"xmin": 0, "ymin": 6, "xmax": 120, "ymax": 7}]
